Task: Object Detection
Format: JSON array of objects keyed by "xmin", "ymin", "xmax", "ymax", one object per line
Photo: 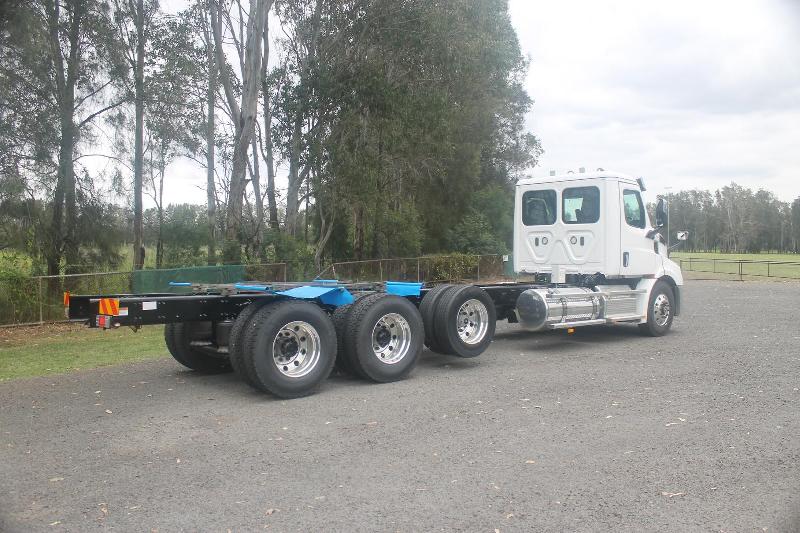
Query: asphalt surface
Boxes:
[{"xmin": 1, "ymin": 280, "xmax": 799, "ymax": 532}]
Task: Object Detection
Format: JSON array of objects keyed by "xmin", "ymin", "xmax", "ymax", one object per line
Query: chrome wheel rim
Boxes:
[
  {"xmin": 457, "ymin": 299, "xmax": 489, "ymax": 345},
  {"xmin": 653, "ymin": 293, "xmax": 671, "ymax": 327},
  {"xmin": 272, "ymin": 321, "xmax": 321, "ymax": 377},
  {"xmin": 371, "ymin": 313, "xmax": 412, "ymax": 365}
]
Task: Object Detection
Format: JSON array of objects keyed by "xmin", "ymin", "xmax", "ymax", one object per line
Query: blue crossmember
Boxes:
[
  {"xmin": 385, "ymin": 281, "xmax": 423, "ymax": 297},
  {"xmin": 277, "ymin": 286, "xmax": 354, "ymax": 306}
]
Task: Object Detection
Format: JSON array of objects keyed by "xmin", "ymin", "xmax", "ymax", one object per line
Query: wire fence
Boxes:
[
  {"xmin": 0, "ymin": 254, "xmax": 510, "ymax": 326},
  {"xmin": 320, "ymin": 254, "xmax": 507, "ymax": 283},
  {"xmin": 678, "ymin": 257, "xmax": 800, "ymax": 281}
]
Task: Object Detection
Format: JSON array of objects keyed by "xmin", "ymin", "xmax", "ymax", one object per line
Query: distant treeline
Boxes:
[{"xmin": 660, "ymin": 183, "xmax": 800, "ymax": 253}]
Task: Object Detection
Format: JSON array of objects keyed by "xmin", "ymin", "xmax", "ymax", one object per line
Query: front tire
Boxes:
[
  {"xmin": 242, "ymin": 300, "xmax": 337, "ymax": 398},
  {"xmin": 639, "ymin": 281, "xmax": 675, "ymax": 337}
]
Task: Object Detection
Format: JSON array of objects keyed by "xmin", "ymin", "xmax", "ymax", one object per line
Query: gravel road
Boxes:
[{"xmin": 1, "ymin": 280, "xmax": 799, "ymax": 532}]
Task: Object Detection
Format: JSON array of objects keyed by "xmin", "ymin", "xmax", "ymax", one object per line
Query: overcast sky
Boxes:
[
  {"xmin": 508, "ymin": 0, "xmax": 800, "ymax": 201},
  {"xmin": 151, "ymin": 0, "xmax": 800, "ymax": 207}
]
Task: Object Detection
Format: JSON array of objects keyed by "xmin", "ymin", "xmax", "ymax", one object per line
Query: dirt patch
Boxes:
[{"xmin": 0, "ymin": 322, "xmax": 86, "ymax": 345}]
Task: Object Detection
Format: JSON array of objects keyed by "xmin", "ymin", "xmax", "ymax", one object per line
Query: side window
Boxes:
[
  {"xmin": 522, "ymin": 190, "xmax": 557, "ymax": 226},
  {"xmin": 622, "ymin": 189, "xmax": 646, "ymax": 229},
  {"xmin": 562, "ymin": 186, "xmax": 600, "ymax": 224}
]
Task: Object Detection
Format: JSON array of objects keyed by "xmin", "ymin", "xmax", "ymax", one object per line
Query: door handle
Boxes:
[{"xmin": 623, "ymin": 252, "xmax": 629, "ymax": 267}]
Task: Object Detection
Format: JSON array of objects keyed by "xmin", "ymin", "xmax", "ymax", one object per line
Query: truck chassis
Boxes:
[{"xmin": 66, "ymin": 276, "xmax": 678, "ymax": 398}]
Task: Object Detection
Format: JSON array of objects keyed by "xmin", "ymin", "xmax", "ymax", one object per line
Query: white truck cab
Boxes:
[{"xmin": 511, "ymin": 170, "xmax": 683, "ymax": 336}]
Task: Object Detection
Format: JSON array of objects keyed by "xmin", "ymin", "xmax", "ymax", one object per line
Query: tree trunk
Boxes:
[
  {"xmin": 155, "ymin": 143, "xmax": 165, "ymax": 269},
  {"xmin": 212, "ymin": 0, "xmax": 271, "ymax": 263},
  {"xmin": 261, "ymin": 21, "xmax": 279, "ymax": 230},
  {"xmin": 314, "ymin": 202, "xmax": 334, "ymax": 271},
  {"xmin": 285, "ymin": 116, "xmax": 303, "ymax": 236},
  {"xmin": 283, "ymin": 0, "xmax": 322, "ymax": 237},
  {"xmin": 132, "ymin": 0, "xmax": 145, "ymax": 270},
  {"xmin": 224, "ymin": 140, "xmax": 248, "ymax": 262},
  {"xmin": 46, "ymin": 0, "xmax": 82, "ymax": 275},
  {"xmin": 353, "ymin": 204, "xmax": 365, "ymax": 260},
  {"xmin": 203, "ymin": 10, "xmax": 218, "ymax": 266},
  {"xmin": 251, "ymin": 135, "xmax": 264, "ymax": 260}
]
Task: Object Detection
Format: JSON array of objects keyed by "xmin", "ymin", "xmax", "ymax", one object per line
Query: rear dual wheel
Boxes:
[
  {"xmin": 164, "ymin": 321, "xmax": 232, "ymax": 373},
  {"xmin": 339, "ymin": 293, "xmax": 424, "ymax": 383},
  {"xmin": 240, "ymin": 300, "xmax": 338, "ymax": 398},
  {"xmin": 420, "ymin": 284, "xmax": 496, "ymax": 358}
]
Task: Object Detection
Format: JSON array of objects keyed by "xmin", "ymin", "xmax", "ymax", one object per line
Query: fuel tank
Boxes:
[{"xmin": 515, "ymin": 287, "xmax": 602, "ymax": 331}]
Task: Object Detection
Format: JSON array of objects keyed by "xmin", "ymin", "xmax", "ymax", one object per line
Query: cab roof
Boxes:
[{"xmin": 516, "ymin": 171, "xmax": 640, "ymax": 188}]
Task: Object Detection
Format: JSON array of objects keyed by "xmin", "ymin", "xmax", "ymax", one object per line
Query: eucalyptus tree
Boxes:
[
  {"xmin": 208, "ymin": 0, "xmax": 272, "ymax": 262},
  {"xmin": 272, "ymin": 0, "xmax": 323, "ymax": 238},
  {"xmin": 302, "ymin": 0, "xmax": 541, "ymax": 261},
  {"xmin": 0, "ymin": 0, "xmax": 127, "ymax": 275}
]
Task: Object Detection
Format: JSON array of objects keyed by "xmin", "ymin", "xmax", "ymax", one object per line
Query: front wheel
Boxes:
[{"xmin": 639, "ymin": 281, "xmax": 675, "ymax": 337}]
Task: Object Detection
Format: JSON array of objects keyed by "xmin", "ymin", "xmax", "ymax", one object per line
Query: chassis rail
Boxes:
[{"xmin": 67, "ymin": 280, "xmax": 546, "ymax": 328}]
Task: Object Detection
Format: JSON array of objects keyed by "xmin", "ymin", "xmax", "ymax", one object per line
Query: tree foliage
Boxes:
[
  {"xmin": 662, "ymin": 184, "xmax": 797, "ymax": 253},
  {"xmin": 14, "ymin": 0, "xmax": 796, "ymax": 278}
]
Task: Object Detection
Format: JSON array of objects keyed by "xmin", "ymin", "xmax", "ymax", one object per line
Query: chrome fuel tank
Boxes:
[{"xmin": 515, "ymin": 287, "xmax": 602, "ymax": 331}]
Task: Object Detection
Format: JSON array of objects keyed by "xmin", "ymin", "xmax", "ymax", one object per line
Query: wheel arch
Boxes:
[{"xmin": 658, "ymin": 274, "xmax": 681, "ymax": 316}]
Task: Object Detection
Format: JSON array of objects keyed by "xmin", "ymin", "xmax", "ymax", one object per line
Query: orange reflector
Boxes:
[
  {"xmin": 98, "ymin": 298, "xmax": 120, "ymax": 316},
  {"xmin": 63, "ymin": 291, "xmax": 70, "ymax": 306},
  {"xmin": 567, "ymin": 328, "xmax": 576, "ymax": 334}
]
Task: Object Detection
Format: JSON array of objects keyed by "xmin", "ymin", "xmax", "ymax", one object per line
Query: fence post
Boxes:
[
  {"xmin": 738, "ymin": 260, "xmax": 743, "ymax": 281},
  {"xmin": 477, "ymin": 259, "xmax": 480, "ymax": 281},
  {"xmin": 417, "ymin": 258, "xmax": 420, "ymax": 282},
  {"xmin": 284, "ymin": 263, "xmax": 288, "ymax": 282},
  {"xmin": 38, "ymin": 277, "xmax": 43, "ymax": 324},
  {"xmin": 713, "ymin": 259, "xmax": 716, "ymax": 273},
  {"xmin": 379, "ymin": 260, "xmax": 383, "ymax": 281},
  {"xmin": 767, "ymin": 262, "xmax": 770, "ymax": 277}
]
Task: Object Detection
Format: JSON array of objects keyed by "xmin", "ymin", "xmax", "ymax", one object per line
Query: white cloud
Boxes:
[
  {"xmin": 149, "ymin": 0, "xmax": 800, "ymax": 208},
  {"xmin": 510, "ymin": 0, "xmax": 800, "ymax": 201}
]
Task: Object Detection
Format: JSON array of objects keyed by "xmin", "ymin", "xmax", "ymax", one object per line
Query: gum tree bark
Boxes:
[{"xmin": 210, "ymin": 0, "xmax": 272, "ymax": 262}]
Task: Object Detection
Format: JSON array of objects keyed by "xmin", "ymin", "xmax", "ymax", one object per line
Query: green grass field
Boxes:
[
  {"xmin": 671, "ymin": 251, "xmax": 800, "ymax": 279},
  {"xmin": 2, "ymin": 249, "xmax": 798, "ymax": 382},
  {"xmin": 0, "ymin": 323, "xmax": 167, "ymax": 381}
]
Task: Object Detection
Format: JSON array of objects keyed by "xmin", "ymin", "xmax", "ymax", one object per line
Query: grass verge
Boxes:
[
  {"xmin": 671, "ymin": 252, "xmax": 800, "ymax": 279},
  {"xmin": 0, "ymin": 323, "xmax": 167, "ymax": 381}
]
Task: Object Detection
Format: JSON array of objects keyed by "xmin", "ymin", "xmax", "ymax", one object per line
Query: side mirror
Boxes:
[{"xmin": 655, "ymin": 198, "xmax": 667, "ymax": 228}]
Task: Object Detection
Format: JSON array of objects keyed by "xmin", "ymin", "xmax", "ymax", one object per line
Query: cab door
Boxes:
[{"xmin": 618, "ymin": 184, "xmax": 660, "ymax": 276}]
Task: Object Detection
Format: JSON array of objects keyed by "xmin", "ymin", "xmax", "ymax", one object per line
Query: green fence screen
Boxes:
[{"xmin": 132, "ymin": 265, "xmax": 247, "ymax": 293}]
